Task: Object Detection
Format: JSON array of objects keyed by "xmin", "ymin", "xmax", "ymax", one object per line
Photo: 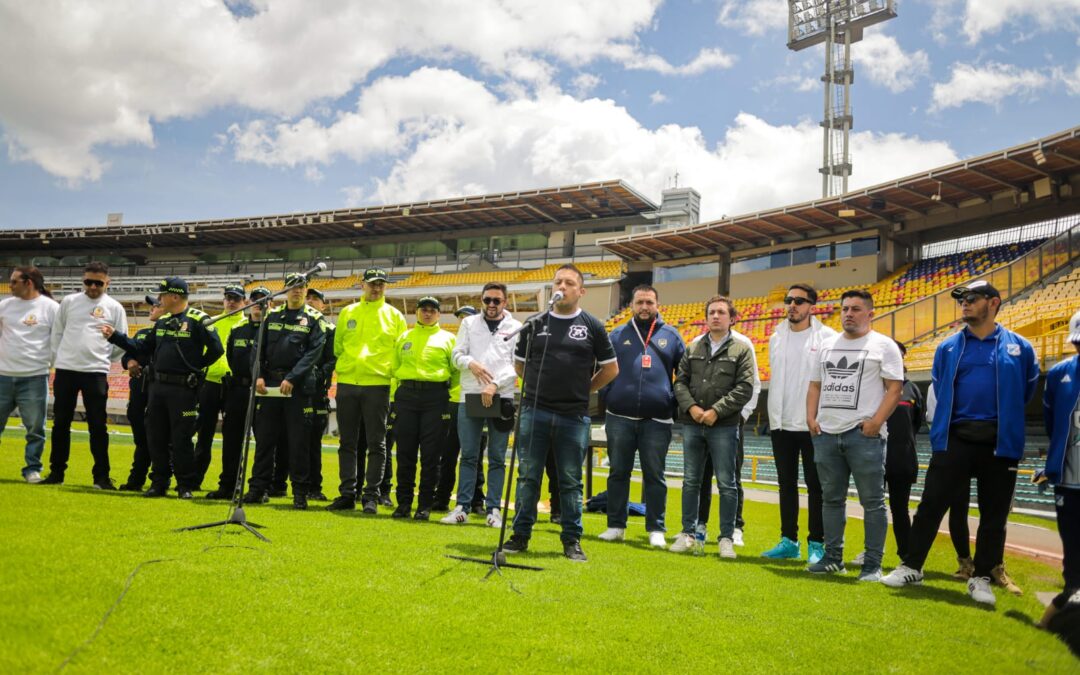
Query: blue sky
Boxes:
[{"xmin": 0, "ymin": 0, "xmax": 1077, "ymax": 229}]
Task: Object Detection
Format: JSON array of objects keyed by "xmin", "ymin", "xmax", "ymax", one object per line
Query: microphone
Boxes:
[
  {"xmin": 296, "ymin": 261, "xmax": 327, "ymax": 281},
  {"xmin": 548, "ymin": 290, "xmax": 564, "ymax": 307}
]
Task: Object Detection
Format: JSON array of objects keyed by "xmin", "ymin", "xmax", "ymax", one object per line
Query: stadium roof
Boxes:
[
  {"xmin": 599, "ymin": 125, "xmax": 1080, "ymax": 261},
  {"xmin": 0, "ymin": 181, "xmax": 656, "ymax": 254}
]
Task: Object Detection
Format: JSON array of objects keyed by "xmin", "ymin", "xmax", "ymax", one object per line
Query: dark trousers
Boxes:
[
  {"xmin": 216, "ymin": 383, "xmax": 252, "ymax": 494},
  {"xmin": 948, "ymin": 484, "xmax": 973, "ymax": 559},
  {"xmin": 49, "ymin": 369, "xmax": 111, "ymax": 481},
  {"xmin": 698, "ymin": 422, "xmax": 747, "ymax": 530},
  {"xmin": 885, "ymin": 474, "xmax": 913, "ymax": 561},
  {"xmin": 272, "ymin": 436, "xmax": 288, "ymax": 493},
  {"xmin": 194, "ymin": 380, "xmax": 225, "ymax": 489},
  {"xmin": 146, "ymin": 381, "xmax": 200, "ymax": 491},
  {"xmin": 769, "ymin": 429, "xmax": 824, "ymax": 543},
  {"xmin": 393, "ymin": 386, "xmax": 449, "ymax": 509},
  {"xmin": 308, "ymin": 397, "xmax": 329, "ymax": 493},
  {"xmin": 251, "ymin": 394, "xmax": 311, "ymax": 495},
  {"xmin": 433, "ymin": 404, "xmax": 486, "ymax": 508},
  {"xmin": 903, "ymin": 430, "xmax": 1018, "ymax": 577},
  {"xmin": 1057, "ymin": 486, "xmax": 1080, "ymax": 592},
  {"xmin": 124, "ymin": 376, "xmax": 152, "ymax": 488},
  {"xmin": 336, "ymin": 384, "xmax": 391, "ymax": 500}
]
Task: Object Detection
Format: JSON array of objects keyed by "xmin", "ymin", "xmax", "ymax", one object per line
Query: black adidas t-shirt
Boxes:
[{"xmin": 514, "ymin": 309, "xmax": 616, "ymax": 416}]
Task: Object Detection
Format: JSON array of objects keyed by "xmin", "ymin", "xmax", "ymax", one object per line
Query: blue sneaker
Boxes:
[
  {"xmin": 761, "ymin": 537, "xmax": 800, "ymax": 559},
  {"xmin": 807, "ymin": 541, "xmax": 826, "ymax": 565}
]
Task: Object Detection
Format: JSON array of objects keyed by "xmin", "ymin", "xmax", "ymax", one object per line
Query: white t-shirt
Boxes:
[
  {"xmin": 51, "ymin": 292, "xmax": 128, "ymax": 373},
  {"xmin": 0, "ymin": 295, "xmax": 60, "ymax": 376},
  {"xmin": 810, "ymin": 329, "xmax": 904, "ymax": 436},
  {"xmin": 779, "ymin": 328, "xmax": 812, "ymax": 430}
]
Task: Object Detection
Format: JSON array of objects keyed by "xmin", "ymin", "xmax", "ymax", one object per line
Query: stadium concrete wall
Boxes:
[{"xmin": 730, "ymin": 254, "xmax": 879, "ymax": 298}]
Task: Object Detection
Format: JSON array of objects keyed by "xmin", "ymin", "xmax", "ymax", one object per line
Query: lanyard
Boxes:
[{"xmin": 631, "ymin": 317, "xmax": 657, "ymax": 354}]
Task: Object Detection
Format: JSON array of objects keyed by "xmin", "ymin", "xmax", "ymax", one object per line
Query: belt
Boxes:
[
  {"xmin": 398, "ymin": 379, "xmax": 449, "ymax": 390},
  {"xmin": 265, "ymin": 369, "xmax": 289, "ymax": 380},
  {"xmin": 155, "ymin": 372, "xmax": 201, "ymax": 387}
]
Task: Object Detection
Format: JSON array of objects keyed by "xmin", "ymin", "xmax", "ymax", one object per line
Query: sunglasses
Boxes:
[
  {"xmin": 784, "ymin": 296, "xmax": 811, "ymax": 306},
  {"xmin": 83, "ymin": 279, "xmax": 105, "ymax": 288},
  {"xmin": 956, "ymin": 294, "xmax": 985, "ymax": 305},
  {"xmin": 482, "ymin": 297, "xmax": 503, "ymax": 305}
]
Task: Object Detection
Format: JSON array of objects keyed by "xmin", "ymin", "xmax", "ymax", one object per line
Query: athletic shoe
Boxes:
[
  {"xmin": 881, "ymin": 564, "xmax": 923, "ymax": 587},
  {"xmin": 92, "ymin": 478, "xmax": 117, "ymax": 490},
  {"xmin": 719, "ymin": 538, "xmax": 737, "ymax": 559},
  {"xmin": 177, "ymin": 490, "xmax": 194, "ymax": 500},
  {"xmin": 204, "ymin": 490, "xmax": 231, "ymax": 500},
  {"xmin": 470, "ymin": 502, "xmax": 486, "ymax": 514},
  {"xmin": 118, "ymin": 482, "xmax": 143, "ymax": 492},
  {"xmin": 39, "ymin": 473, "xmax": 64, "ymax": 485},
  {"xmin": 391, "ymin": 504, "xmax": 411, "ymax": 519},
  {"xmin": 953, "ymin": 556, "xmax": 975, "ymax": 580},
  {"xmin": 732, "ymin": 528, "xmax": 744, "ymax": 547},
  {"xmin": 269, "ymin": 488, "xmax": 287, "ymax": 498},
  {"xmin": 807, "ymin": 559, "xmax": 846, "ymax": 575},
  {"xmin": 851, "ymin": 551, "xmax": 865, "ymax": 566},
  {"xmin": 990, "ymin": 565, "xmax": 1023, "ymax": 596},
  {"xmin": 378, "ymin": 495, "xmax": 394, "ymax": 508},
  {"xmin": 648, "ymin": 531, "xmax": 667, "ymax": 549},
  {"xmin": 858, "ymin": 566, "xmax": 883, "ymax": 582},
  {"xmin": 968, "ymin": 576, "xmax": 996, "ymax": 606},
  {"xmin": 143, "ymin": 486, "xmax": 168, "ymax": 498},
  {"xmin": 413, "ymin": 509, "xmax": 431, "ymax": 521},
  {"xmin": 24, "ymin": 471, "xmax": 43, "ymax": 484},
  {"xmin": 486, "ymin": 509, "xmax": 502, "ymax": 528},
  {"xmin": 361, "ymin": 499, "xmax": 377, "ymax": 514},
  {"xmin": 327, "ymin": 496, "xmax": 355, "ymax": 511},
  {"xmin": 563, "ymin": 540, "xmax": 588, "ymax": 562},
  {"xmin": 242, "ymin": 491, "xmax": 269, "ymax": 504},
  {"xmin": 308, "ymin": 491, "xmax": 328, "ymax": 502},
  {"xmin": 670, "ymin": 533, "xmax": 696, "ymax": 553},
  {"xmin": 762, "ymin": 537, "xmax": 800, "ymax": 560},
  {"xmin": 807, "ymin": 541, "xmax": 825, "ymax": 565},
  {"xmin": 598, "ymin": 528, "xmax": 625, "ymax": 542},
  {"xmin": 502, "ymin": 534, "xmax": 529, "ymax": 554},
  {"xmin": 293, "ymin": 494, "xmax": 308, "ymax": 510},
  {"xmin": 440, "ymin": 506, "xmax": 469, "ymax": 524}
]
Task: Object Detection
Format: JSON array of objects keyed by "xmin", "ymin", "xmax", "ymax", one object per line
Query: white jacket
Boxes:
[
  {"xmin": 767, "ymin": 316, "xmax": 837, "ymax": 431},
  {"xmin": 689, "ymin": 328, "xmax": 761, "ymax": 421},
  {"xmin": 452, "ymin": 311, "xmax": 523, "ymax": 398}
]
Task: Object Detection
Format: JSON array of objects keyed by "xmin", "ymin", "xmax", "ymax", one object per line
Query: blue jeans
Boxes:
[
  {"xmin": 681, "ymin": 423, "xmax": 738, "ymax": 539},
  {"xmin": 605, "ymin": 415, "xmax": 671, "ymax": 532},
  {"xmin": 456, "ymin": 401, "xmax": 509, "ymax": 512},
  {"xmin": 512, "ymin": 406, "xmax": 590, "ymax": 543},
  {"xmin": 0, "ymin": 374, "xmax": 49, "ymax": 476},
  {"xmin": 812, "ymin": 427, "xmax": 887, "ymax": 569}
]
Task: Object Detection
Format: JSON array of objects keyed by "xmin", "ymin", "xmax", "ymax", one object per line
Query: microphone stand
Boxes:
[{"xmin": 178, "ymin": 271, "xmax": 321, "ymax": 542}]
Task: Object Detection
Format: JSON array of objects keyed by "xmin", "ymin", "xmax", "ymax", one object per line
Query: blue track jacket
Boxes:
[
  {"xmin": 603, "ymin": 316, "xmax": 686, "ymax": 420},
  {"xmin": 1043, "ymin": 355, "xmax": 1080, "ymax": 484}
]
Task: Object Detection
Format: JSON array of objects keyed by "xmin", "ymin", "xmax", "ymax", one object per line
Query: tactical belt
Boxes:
[
  {"xmin": 398, "ymin": 379, "xmax": 449, "ymax": 390},
  {"xmin": 155, "ymin": 371, "xmax": 202, "ymax": 388}
]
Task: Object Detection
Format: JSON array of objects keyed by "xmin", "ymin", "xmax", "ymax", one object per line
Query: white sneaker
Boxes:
[
  {"xmin": 719, "ymin": 538, "xmax": 737, "ymax": 559},
  {"xmin": 439, "ymin": 506, "xmax": 469, "ymax": 525},
  {"xmin": 670, "ymin": 533, "xmax": 696, "ymax": 553},
  {"xmin": 881, "ymin": 564, "xmax": 924, "ymax": 588},
  {"xmin": 598, "ymin": 527, "xmax": 625, "ymax": 542},
  {"xmin": 486, "ymin": 508, "xmax": 502, "ymax": 528},
  {"xmin": 968, "ymin": 576, "xmax": 997, "ymax": 606},
  {"xmin": 732, "ymin": 528, "xmax": 744, "ymax": 547},
  {"xmin": 852, "ymin": 551, "xmax": 865, "ymax": 566},
  {"xmin": 648, "ymin": 531, "xmax": 667, "ymax": 549},
  {"xmin": 24, "ymin": 471, "xmax": 43, "ymax": 484},
  {"xmin": 858, "ymin": 568, "xmax": 882, "ymax": 583}
]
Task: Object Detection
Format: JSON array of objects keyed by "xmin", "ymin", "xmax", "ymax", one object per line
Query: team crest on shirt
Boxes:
[
  {"xmin": 1006, "ymin": 344, "xmax": 1020, "ymax": 356},
  {"xmin": 181, "ymin": 321, "xmax": 189, "ymax": 332},
  {"xmin": 299, "ymin": 317, "xmax": 309, "ymax": 327},
  {"xmin": 568, "ymin": 325, "xmax": 588, "ymax": 340},
  {"xmin": 657, "ymin": 338, "xmax": 668, "ymax": 348},
  {"xmin": 91, "ymin": 306, "xmax": 104, "ymax": 319},
  {"xmin": 22, "ymin": 314, "xmax": 38, "ymax": 326}
]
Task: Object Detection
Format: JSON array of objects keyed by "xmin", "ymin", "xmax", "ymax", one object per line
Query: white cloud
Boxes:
[
  {"xmin": 958, "ymin": 0, "xmax": 1080, "ymax": 43},
  {"xmin": 717, "ymin": 0, "xmax": 787, "ymax": 36},
  {"xmin": 853, "ymin": 33, "xmax": 931, "ymax": 93},
  {"xmin": 231, "ymin": 67, "xmax": 958, "ymax": 220},
  {"xmin": 650, "ymin": 90, "xmax": 669, "ymax": 104},
  {"xmin": 930, "ymin": 62, "xmax": 1052, "ymax": 111},
  {"xmin": 571, "ymin": 73, "xmax": 602, "ymax": 97},
  {"xmin": 1060, "ymin": 64, "xmax": 1080, "ymax": 95},
  {"xmin": 603, "ymin": 45, "xmax": 736, "ymax": 75}
]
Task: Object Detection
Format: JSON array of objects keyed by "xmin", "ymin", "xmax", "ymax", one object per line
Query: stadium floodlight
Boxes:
[{"xmin": 788, "ymin": 1, "xmax": 897, "ymax": 198}]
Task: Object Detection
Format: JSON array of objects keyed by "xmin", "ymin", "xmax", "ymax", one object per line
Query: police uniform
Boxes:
[
  {"xmin": 118, "ymin": 320, "xmax": 159, "ymax": 491},
  {"xmin": 307, "ymin": 314, "xmax": 336, "ymax": 499},
  {"xmin": 247, "ymin": 290, "xmax": 326, "ymax": 508},
  {"xmin": 108, "ymin": 278, "xmax": 224, "ymax": 498}
]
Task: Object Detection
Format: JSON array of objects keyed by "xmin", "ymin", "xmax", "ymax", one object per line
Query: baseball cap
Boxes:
[
  {"xmin": 363, "ymin": 267, "xmax": 389, "ymax": 283},
  {"xmin": 285, "ymin": 272, "xmax": 307, "ymax": 287},
  {"xmin": 144, "ymin": 294, "xmax": 161, "ymax": 307},
  {"xmin": 1069, "ymin": 309, "xmax": 1080, "ymax": 344},
  {"xmin": 156, "ymin": 277, "xmax": 189, "ymax": 297},
  {"xmin": 223, "ymin": 284, "xmax": 245, "ymax": 298},
  {"xmin": 454, "ymin": 305, "xmax": 478, "ymax": 318},
  {"xmin": 306, "ymin": 287, "xmax": 326, "ymax": 302},
  {"xmin": 417, "ymin": 296, "xmax": 441, "ymax": 311},
  {"xmin": 249, "ymin": 286, "xmax": 271, "ymax": 300},
  {"xmin": 950, "ymin": 279, "xmax": 1001, "ymax": 301}
]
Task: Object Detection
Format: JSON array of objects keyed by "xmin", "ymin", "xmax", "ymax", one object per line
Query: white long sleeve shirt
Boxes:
[
  {"xmin": 0, "ymin": 295, "xmax": 60, "ymax": 376},
  {"xmin": 451, "ymin": 312, "xmax": 523, "ymax": 399},
  {"xmin": 51, "ymin": 292, "xmax": 128, "ymax": 373}
]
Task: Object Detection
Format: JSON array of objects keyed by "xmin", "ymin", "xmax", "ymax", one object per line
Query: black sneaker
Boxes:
[
  {"xmin": 204, "ymin": 489, "xmax": 231, "ymax": 500},
  {"xmin": 93, "ymin": 478, "xmax": 117, "ymax": 491},
  {"xmin": 391, "ymin": 504, "xmax": 411, "ymax": 519},
  {"xmin": 413, "ymin": 509, "xmax": 431, "ymax": 521},
  {"xmin": 470, "ymin": 502, "xmax": 486, "ymax": 514},
  {"xmin": 361, "ymin": 499, "xmax": 377, "ymax": 514},
  {"xmin": 293, "ymin": 494, "xmax": 308, "ymax": 510},
  {"xmin": 378, "ymin": 495, "xmax": 394, "ymax": 508},
  {"xmin": 430, "ymin": 502, "xmax": 450, "ymax": 512},
  {"xmin": 118, "ymin": 482, "xmax": 143, "ymax": 492},
  {"xmin": 177, "ymin": 489, "xmax": 194, "ymax": 500},
  {"xmin": 502, "ymin": 534, "xmax": 529, "ymax": 554},
  {"xmin": 308, "ymin": 491, "xmax": 329, "ymax": 501},
  {"xmin": 40, "ymin": 473, "xmax": 64, "ymax": 485},
  {"xmin": 563, "ymin": 540, "xmax": 588, "ymax": 563},
  {"xmin": 144, "ymin": 486, "xmax": 168, "ymax": 498},
  {"xmin": 327, "ymin": 496, "xmax": 356, "ymax": 511},
  {"xmin": 243, "ymin": 491, "xmax": 269, "ymax": 504}
]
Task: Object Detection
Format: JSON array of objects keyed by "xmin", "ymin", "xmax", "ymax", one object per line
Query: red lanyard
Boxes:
[{"xmin": 632, "ymin": 318, "xmax": 657, "ymax": 354}]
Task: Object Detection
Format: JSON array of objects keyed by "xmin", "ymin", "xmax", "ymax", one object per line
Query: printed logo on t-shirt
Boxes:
[
  {"xmin": 820, "ymin": 349, "xmax": 868, "ymax": 410},
  {"xmin": 568, "ymin": 325, "xmax": 588, "ymax": 340},
  {"xmin": 91, "ymin": 306, "xmax": 104, "ymax": 319},
  {"xmin": 21, "ymin": 313, "xmax": 38, "ymax": 326},
  {"xmin": 1006, "ymin": 344, "xmax": 1020, "ymax": 356}
]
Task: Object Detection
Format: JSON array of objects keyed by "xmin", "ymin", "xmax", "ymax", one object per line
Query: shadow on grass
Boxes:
[{"xmin": 443, "ymin": 540, "xmax": 566, "ymax": 560}]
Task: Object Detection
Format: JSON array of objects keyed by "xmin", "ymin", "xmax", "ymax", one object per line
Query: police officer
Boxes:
[
  {"xmin": 391, "ymin": 296, "xmax": 457, "ymax": 521},
  {"xmin": 205, "ymin": 286, "xmax": 269, "ymax": 499},
  {"xmin": 305, "ymin": 287, "xmax": 335, "ymax": 501},
  {"xmin": 194, "ymin": 284, "xmax": 247, "ymax": 490},
  {"xmin": 118, "ymin": 296, "xmax": 167, "ymax": 491},
  {"xmin": 245, "ymin": 273, "xmax": 326, "ymax": 509},
  {"xmin": 103, "ymin": 277, "xmax": 224, "ymax": 499}
]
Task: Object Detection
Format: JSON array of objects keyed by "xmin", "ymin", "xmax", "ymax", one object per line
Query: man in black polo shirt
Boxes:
[{"xmin": 502, "ymin": 264, "xmax": 618, "ymax": 562}]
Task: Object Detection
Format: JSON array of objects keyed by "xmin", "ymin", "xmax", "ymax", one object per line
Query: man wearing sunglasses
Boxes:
[
  {"xmin": 762, "ymin": 283, "xmax": 835, "ymax": 564},
  {"xmin": 884, "ymin": 280, "xmax": 1039, "ymax": 606},
  {"xmin": 44, "ymin": 261, "xmax": 127, "ymax": 488}
]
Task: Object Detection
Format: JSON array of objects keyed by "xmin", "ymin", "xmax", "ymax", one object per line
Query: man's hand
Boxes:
[
  {"xmin": 100, "ymin": 324, "xmax": 115, "ymax": 339},
  {"xmin": 481, "ymin": 382, "xmax": 497, "ymax": 408},
  {"xmin": 700, "ymin": 409, "xmax": 719, "ymax": 427},
  {"xmin": 280, "ymin": 379, "xmax": 294, "ymax": 396},
  {"xmin": 860, "ymin": 419, "xmax": 883, "ymax": 437},
  {"xmin": 689, "ymin": 405, "xmax": 704, "ymax": 424},
  {"xmin": 468, "ymin": 361, "xmax": 494, "ymax": 385},
  {"xmin": 807, "ymin": 417, "xmax": 822, "ymax": 436},
  {"xmin": 128, "ymin": 363, "xmax": 143, "ymax": 378},
  {"xmin": 256, "ymin": 378, "xmax": 268, "ymax": 395}
]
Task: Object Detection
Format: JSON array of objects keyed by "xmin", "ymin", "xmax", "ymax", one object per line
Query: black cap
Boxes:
[
  {"xmin": 950, "ymin": 279, "xmax": 1000, "ymax": 301},
  {"xmin": 285, "ymin": 272, "xmax": 307, "ymax": 287},
  {"xmin": 249, "ymin": 286, "xmax": 271, "ymax": 300},
  {"xmin": 144, "ymin": 294, "xmax": 161, "ymax": 307},
  {"xmin": 223, "ymin": 284, "xmax": 245, "ymax": 298},
  {"xmin": 363, "ymin": 267, "xmax": 388, "ymax": 283},
  {"xmin": 454, "ymin": 305, "xmax": 478, "ymax": 317},
  {"xmin": 417, "ymin": 296, "xmax": 441, "ymax": 311},
  {"xmin": 156, "ymin": 277, "xmax": 189, "ymax": 297},
  {"xmin": 306, "ymin": 287, "xmax": 326, "ymax": 302}
]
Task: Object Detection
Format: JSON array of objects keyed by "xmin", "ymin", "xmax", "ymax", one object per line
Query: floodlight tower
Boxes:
[{"xmin": 787, "ymin": 1, "xmax": 897, "ymax": 197}]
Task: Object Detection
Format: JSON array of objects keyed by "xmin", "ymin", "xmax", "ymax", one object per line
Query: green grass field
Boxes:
[{"xmin": 0, "ymin": 427, "xmax": 1075, "ymax": 673}]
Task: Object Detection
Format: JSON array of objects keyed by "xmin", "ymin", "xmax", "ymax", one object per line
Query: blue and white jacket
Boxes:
[
  {"xmin": 1042, "ymin": 356, "xmax": 1080, "ymax": 485},
  {"xmin": 603, "ymin": 316, "xmax": 686, "ymax": 420},
  {"xmin": 930, "ymin": 324, "xmax": 1039, "ymax": 460}
]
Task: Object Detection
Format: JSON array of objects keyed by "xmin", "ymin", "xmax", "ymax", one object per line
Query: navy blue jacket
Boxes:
[
  {"xmin": 603, "ymin": 316, "xmax": 686, "ymax": 420},
  {"xmin": 1043, "ymin": 356, "xmax": 1080, "ymax": 485}
]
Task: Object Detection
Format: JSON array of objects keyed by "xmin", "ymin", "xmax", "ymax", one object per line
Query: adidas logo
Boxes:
[
  {"xmin": 623, "ymin": 340, "xmax": 632, "ymax": 345},
  {"xmin": 1063, "ymin": 374, "xmax": 1072, "ymax": 383},
  {"xmin": 823, "ymin": 356, "xmax": 860, "ymax": 378}
]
